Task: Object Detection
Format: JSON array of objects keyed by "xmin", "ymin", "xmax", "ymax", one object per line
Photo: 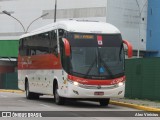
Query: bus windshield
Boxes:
[{"xmin": 66, "ymin": 33, "xmax": 124, "ymax": 79}]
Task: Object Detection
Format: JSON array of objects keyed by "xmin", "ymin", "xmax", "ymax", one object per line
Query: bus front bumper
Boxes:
[{"xmin": 61, "ymin": 82, "xmax": 125, "ymax": 99}]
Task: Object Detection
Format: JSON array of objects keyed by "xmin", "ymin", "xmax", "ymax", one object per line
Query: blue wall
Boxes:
[{"xmin": 147, "ymin": 0, "xmax": 160, "ymax": 57}]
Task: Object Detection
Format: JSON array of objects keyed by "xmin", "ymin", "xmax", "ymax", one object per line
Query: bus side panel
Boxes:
[{"xmin": 18, "ymin": 54, "xmax": 62, "ymax": 95}]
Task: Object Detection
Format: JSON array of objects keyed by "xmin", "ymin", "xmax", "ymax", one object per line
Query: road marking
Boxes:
[
  {"xmin": 40, "ymin": 104, "xmax": 51, "ymax": 108},
  {"xmin": 18, "ymin": 100, "xmax": 26, "ymax": 103},
  {"xmin": 0, "ymin": 95, "xmax": 7, "ymax": 98}
]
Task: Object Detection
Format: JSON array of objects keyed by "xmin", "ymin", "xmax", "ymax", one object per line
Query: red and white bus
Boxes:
[{"xmin": 18, "ymin": 20, "xmax": 132, "ymax": 106}]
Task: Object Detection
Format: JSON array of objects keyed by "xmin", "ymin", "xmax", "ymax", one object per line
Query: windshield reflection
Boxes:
[{"xmin": 70, "ymin": 47, "xmax": 124, "ymax": 79}]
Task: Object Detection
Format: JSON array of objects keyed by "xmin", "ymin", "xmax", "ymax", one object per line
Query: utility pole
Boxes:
[{"xmin": 54, "ymin": 0, "xmax": 57, "ymax": 22}]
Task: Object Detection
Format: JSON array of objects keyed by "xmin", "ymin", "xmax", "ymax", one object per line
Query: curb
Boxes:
[
  {"xmin": 0, "ymin": 89, "xmax": 24, "ymax": 93},
  {"xmin": 110, "ymin": 100, "xmax": 160, "ymax": 113}
]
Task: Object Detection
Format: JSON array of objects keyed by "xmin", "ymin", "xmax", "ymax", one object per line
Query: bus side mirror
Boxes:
[
  {"xmin": 123, "ymin": 40, "xmax": 133, "ymax": 58},
  {"xmin": 63, "ymin": 38, "xmax": 71, "ymax": 56}
]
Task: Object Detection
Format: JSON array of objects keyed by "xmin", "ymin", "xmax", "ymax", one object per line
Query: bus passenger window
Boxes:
[
  {"xmin": 49, "ymin": 31, "xmax": 56, "ymax": 47},
  {"xmin": 31, "ymin": 49, "xmax": 36, "ymax": 56},
  {"xmin": 50, "ymin": 30, "xmax": 58, "ymax": 56}
]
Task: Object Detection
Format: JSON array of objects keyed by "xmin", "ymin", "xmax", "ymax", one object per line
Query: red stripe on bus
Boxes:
[
  {"xmin": 18, "ymin": 54, "xmax": 62, "ymax": 69},
  {"xmin": 68, "ymin": 75, "xmax": 125, "ymax": 85}
]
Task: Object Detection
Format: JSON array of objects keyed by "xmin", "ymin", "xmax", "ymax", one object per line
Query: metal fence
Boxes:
[
  {"xmin": 0, "ymin": 72, "xmax": 18, "ymax": 89},
  {"xmin": 125, "ymin": 58, "xmax": 160, "ymax": 101}
]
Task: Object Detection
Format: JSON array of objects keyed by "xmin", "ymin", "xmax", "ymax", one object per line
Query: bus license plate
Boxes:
[{"xmin": 94, "ymin": 92, "xmax": 104, "ymax": 96}]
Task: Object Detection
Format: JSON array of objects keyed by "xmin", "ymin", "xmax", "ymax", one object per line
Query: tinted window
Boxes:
[
  {"xmin": 19, "ymin": 30, "xmax": 57, "ymax": 56},
  {"xmin": 19, "ymin": 38, "xmax": 30, "ymax": 56}
]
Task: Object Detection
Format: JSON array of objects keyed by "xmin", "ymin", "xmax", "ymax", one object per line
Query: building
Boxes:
[
  {"xmin": 146, "ymin": 0, "xmax": 160, "ymax": 57},
  {"xmin": 0, "ymin": 0, "xmax": 148, "ymax": 58}
]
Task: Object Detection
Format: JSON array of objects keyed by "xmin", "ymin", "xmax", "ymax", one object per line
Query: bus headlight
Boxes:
[
  {"xmin": 73, "ymin": 81, "xmax": 79, "ymax": 86},
  {"xmin": 118, "ymin": 82, "xmax": 124, "ymax": 87},
  {"xmin": 68, "ymin": 79, "xmax": 79, "ymax": 86}
]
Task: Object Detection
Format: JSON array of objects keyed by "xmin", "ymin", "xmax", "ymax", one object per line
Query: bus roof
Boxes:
[{"xmin": 20, "ymin": 20, "xmax": 121, "ymax": 38}]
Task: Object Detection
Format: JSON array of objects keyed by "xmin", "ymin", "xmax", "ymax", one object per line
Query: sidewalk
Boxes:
[
  {"xmin": 111, "ymin": 98, "xmax": 160, "ymax": 112},
  {"xmin": 0, "ymin": 89, "xmax": 24, "ymax": 93}
]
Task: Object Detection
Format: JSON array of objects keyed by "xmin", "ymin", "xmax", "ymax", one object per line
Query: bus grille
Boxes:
[{"xmin": 79, "ymin": 84, "xmax": 118, "ymax": 89}]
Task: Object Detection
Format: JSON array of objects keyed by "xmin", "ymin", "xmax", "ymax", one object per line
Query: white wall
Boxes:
[
  {"xmin": 0, "ymin": 0, "xmax": 148, "ymax": 51},
  {"xmin": 106, "ymin": 0, "xmax": 148, "ymax": 50}
]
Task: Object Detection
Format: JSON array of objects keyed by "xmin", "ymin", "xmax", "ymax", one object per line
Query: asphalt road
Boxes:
[{"xmin": 0, "ymin": 92, "xmax": 159, "ymax": 120}]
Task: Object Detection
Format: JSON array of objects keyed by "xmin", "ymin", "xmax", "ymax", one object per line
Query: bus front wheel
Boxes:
[
  {"xmin": 25, "ymin": 81, "xmax": 39, "ymax": 99},
  {"xmin": 54, "ymin": 84, "xmax": 65, "ymax": 105},
  {"xmin": 99, "ymin": 98, "xmax": 110, "ymax": 106}
]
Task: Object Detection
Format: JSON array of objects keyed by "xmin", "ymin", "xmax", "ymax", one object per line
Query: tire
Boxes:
[
  {"xmin": 25, "ymin": 81, "xmax": 39, "ymax": 99},
  {"xmin": 99, "ymin": 98, "xmax": 110, "ymax": 106},
  {"xmin": 32, "ymin": 93, "xmax": 40, "ymax": 99},
  {"xmin": 54, "ymin": 84, "xmax": 65, "ymax": 105}
]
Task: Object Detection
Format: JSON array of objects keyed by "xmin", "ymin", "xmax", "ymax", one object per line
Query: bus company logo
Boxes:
[
  {"xmin": 2, "ymin": 112, "xmax": 11, "ymax": 117},
  {"xmin": 97, "ymin": 85, "xmax": 101, "ymax": 89},
  {"xmin": 97, "ymin": 35, "xmax": 103, "ymax": 45}
]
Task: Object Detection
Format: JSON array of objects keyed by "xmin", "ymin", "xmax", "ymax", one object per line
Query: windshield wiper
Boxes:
[
  {"xmin": 72, "ymin": 71, "xmax": 86, "ymax": 77},
  {"xmin": 84, "ymin": 48, "xmax": 114, "ymax": 79},
  {"xmin": 84, "ymin": 57, "xmax": 97, "ymax": 78},
  {"xmin": 98, "ymin": 50, "xmax": 114, "ymax": 79},
  {"xmin": 119, "ymin": 44, "xmax": 123, "ymax": 61}
]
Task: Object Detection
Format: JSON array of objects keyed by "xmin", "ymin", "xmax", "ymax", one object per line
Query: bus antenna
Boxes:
[{"xmin": 54, "ymin": 0, "xmax": 57, "ymax": 22}]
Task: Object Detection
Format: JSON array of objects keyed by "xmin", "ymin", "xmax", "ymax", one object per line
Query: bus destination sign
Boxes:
[{"xmin": 74, "ymin": 34, "xmax": 94, "ymax": 39}]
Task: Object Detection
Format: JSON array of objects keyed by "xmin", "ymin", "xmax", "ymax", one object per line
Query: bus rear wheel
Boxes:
[
  {"xmin": 99, "ymin": 98, "xmax": 110, "ymax": 106},
  {"xmin": 54, "ymin": 84, "xmax": 65, "ymax": 105}
]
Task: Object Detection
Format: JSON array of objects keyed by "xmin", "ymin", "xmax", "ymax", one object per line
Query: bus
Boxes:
[{"xmin": 18, "ymin": 20, "xmax": 132, "ymax": 106}]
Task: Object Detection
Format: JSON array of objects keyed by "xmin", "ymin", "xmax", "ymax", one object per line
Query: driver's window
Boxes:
[
  {"xmin": 58, "ymin": 29, "xmax": 64, "ymax": 38},
  {"xmin": 49, "ymin": 30, "xmax": 58, "ymax": 56}
]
